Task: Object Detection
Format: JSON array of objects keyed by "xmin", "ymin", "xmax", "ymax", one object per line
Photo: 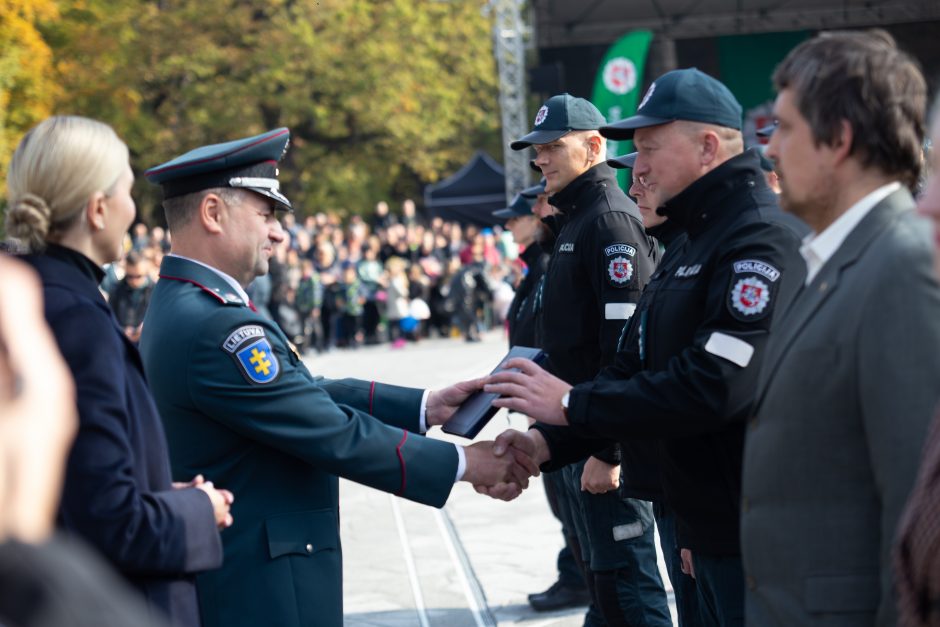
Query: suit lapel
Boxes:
[{"xmin": 757, "ymin": 189, "xmax": 913, "ymax": 402}]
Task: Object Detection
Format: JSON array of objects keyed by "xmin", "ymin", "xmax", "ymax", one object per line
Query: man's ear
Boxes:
[
  {"xmin": 700, "ymin": 130, "xmax": 720, "ymax": 166},
  {"xmin": 830, "ymin": 119, "xmax": 854, "ymax": 164},
  {"xmin": 85, "ymin": 191, "xmax": 107, "ymax": 232},
  {"xmin": 587, "ymin": 134, "xmax": 604, "ymax": 163},
  {"xmin": 199, "ymin": 193, "xmax": 225, "ymax": 234}
]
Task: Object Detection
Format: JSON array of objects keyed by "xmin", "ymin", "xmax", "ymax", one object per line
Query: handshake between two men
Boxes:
[{"xmin": 429, "ymin": 357, "xmax": 573, "ymax": 501}]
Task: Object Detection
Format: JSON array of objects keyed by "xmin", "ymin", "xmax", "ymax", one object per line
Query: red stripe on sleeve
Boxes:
[{"xmin": 395, "ymin": 431, "xmax": 408, "ymax": 496}]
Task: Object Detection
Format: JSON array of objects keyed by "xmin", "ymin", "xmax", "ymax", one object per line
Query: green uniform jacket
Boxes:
[{"xmin": 140, "ymin": 256, "xmax": 458, "ymax": 627}]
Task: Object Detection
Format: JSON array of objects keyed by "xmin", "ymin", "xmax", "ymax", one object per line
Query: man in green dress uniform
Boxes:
[{"xmin": 141, "ymin": 128, "xmax": 532, "ymax": 627}]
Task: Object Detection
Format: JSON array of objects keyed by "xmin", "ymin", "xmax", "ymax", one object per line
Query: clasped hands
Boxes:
[{"xmin": 425, "ymin": 358, "xmax": 571, "ymax": 501}]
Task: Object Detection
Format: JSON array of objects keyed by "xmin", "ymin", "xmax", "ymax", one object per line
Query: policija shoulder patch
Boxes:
[
  {"xmin": 222, "ymin": 325, "xmax": 280, "ymax": 385},
  {"xmin": 605, "ymin": 243, "xmax": 636, "ymax": 288},
  {"xmin": 727, "ymin": 259, "xmax": 780, "ymax": 322}
]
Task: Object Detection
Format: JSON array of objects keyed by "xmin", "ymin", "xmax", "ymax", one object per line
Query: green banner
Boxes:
[{"xmin": 591, "ymin": 30, "xmax": 653, "ymax": 191}]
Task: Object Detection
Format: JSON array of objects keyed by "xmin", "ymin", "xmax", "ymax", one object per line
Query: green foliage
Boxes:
[{"xmin": 25, "ymin": 0, "xmax": 501, "ymax": 222}]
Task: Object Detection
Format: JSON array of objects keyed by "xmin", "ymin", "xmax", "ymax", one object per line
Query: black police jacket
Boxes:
[
  {"xmin": 538, "ymin": 162, "xmax": 658, "ymax": 470},
  {"xmin": 538, "ymin": 163, "xmax": 657, "ymax": 384},
  {"xmin": 537, "ymin": 150, "xmax": 808, "ymax": 555},
  {"xmin": 507, "ymin": 242, "xmax": 550, "ymax": 348}
]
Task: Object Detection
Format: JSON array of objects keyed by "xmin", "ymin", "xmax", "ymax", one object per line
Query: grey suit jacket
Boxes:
[{"xmin": 741, "ymin": 188, "xmax": 940, "ymax": 627}]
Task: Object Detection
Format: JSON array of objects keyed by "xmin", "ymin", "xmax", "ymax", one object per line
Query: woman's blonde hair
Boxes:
[{"xmin": 5, "ymin": 116, "xmax": 128, "ymax": 252}]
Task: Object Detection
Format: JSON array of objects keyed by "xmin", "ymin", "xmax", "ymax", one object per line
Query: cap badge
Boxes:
[
  {"xmin": 534, "ymin": 105, "xmax": 549, "ymax": 126},
  {"xmin": 638, "ymin": 82, "xmax": 656, "ymax": 110}
]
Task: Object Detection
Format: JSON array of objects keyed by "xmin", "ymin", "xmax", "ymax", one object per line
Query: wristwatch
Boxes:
[{"xmin": 561, "ymin": 391, "xmax": 570, "ymax": 420}]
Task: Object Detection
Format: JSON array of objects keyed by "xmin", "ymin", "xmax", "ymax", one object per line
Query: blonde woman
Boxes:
[{"xmin": 4, "ymin": 116, "xmax": 231, "ymax": 627}]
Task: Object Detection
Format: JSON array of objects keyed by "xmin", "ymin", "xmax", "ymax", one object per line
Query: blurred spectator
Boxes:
[
  {"xmin": 130, "ymin": 222, "xmax": 150, "ymax": 251},
  {"xmin": 338, "ymin": 265, "xmax": 366, "ymax": 348},
  {"xmin": 406, "ymin": 263, "xmax": 431, "ymax": 341},
  {"xmin": 108, "ymin": 252, "xmax": 154, "ymax": 343},
  {"xmin": 385, "ymin": 256, "xmax": 411, "ymax": 348},
  {"xmin": 358, "ymin": 245, "xmax": 384, "ymax": 344},
  {"xmin": 296, "ymin": 259, "xmax": 323, "ymax": 353},
  {"xmin": 402, "ymin": 198, "xmax": 420, "ymax": 228},
  {"xmin": 272, "ymin": 284, "xmax": 305, "ymax": 353},
  {"xmin": 246, "ymin": 273, "xmax": 273, "ymax": 320},
  {"xmin": 93, "ymin": 200, "xmax": 514, "ymax": 351},
  {"xmin": 372, "ymin": 200, "xmax": 396, "ymax": 232}
]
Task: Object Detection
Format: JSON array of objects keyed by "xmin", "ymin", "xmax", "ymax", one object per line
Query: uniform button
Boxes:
[
  {"xmin": 747, "ymin": 575, "xmax": 757, "ymax": 590},
  {"xmin": 748, "ymin": 180, "xmax": 756, "ymax": 187},
  {"xmin": 749, "ymin": 417, "xmax": 758, "ymax": 429},
  {"xmin": 742, "ymin": 497, "xmax": 750, "ymax": 513},
  {"xmin": 305, "ymin": 543, "xmax": 314, "ymax": 553},
  {"xmin": 819, "ymin": 281, "xmax": 829, "ymax": 292}
]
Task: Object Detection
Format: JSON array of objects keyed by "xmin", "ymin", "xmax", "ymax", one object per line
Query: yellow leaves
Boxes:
[
  {"xmin": 1, "ymin": 0, "xmax": 500, "ymax": 219},
  {"xmin": 0, "ymin": 0, "xmax": 61, "ymax": 199}
]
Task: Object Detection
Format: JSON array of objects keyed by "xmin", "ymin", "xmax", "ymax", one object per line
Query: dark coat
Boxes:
[
  {"xmin": 539, "ymin": 163, "xmax": 657, "ymax": 386},
  {"xmin": 24, "ymin": 248, "xmax": 222, "ymax": 627},
  {"xmin": 539, "ymin": 162, "xmax": 660, "ymax": 472},
  {"xmin": 0, "ymin": 534, "xmax": 172, "ymax": 627},
  {"xmin": 507, "ymin": 242, "xmax": 549, "ymax": 348},
  {"xmin": 140, "ymin": 255, "xmax": 458, "ymax": 627},
  {"xmin": 537, "ymin": 151, "xmax": 808, "ymax": 554},
  {"xmin": 108, "ymin": 277, "xmax": 154, "ymax": 329}
]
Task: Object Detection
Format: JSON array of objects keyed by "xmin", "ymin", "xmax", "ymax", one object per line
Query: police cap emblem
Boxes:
[{"xmin": 534, "ymin": 105, "xmax": 549, "ymax": 126}]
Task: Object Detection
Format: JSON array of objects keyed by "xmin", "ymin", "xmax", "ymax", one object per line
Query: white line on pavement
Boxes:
[
  {"xmin": 390, "ymin": 494, "xmax": 431, "ymax": 627},
  {"xmin": 435, "ymin": 508, "xmax": 494, "ymax": 627}
]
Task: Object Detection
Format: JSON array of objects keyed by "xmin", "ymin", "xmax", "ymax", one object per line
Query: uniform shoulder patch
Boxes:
[
  {"xmin": 604, "ymin": 242, "xmax": 636, "ymax": 288},
  {"xmin": 728, "ymin": 275, "xmax": 773, "ymax": 321},
  {"xmin": 732, "ymin": 259, "xmax": 780, "ymax": 282},
  {"xmin": 222, "ymin": 325, "xmax": 280, "ymax": 384}
]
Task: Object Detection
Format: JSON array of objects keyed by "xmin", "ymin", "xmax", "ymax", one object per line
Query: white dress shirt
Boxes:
[{"xmin": 800, "ymin": 182, "xmax": 901, "ymax": 285}]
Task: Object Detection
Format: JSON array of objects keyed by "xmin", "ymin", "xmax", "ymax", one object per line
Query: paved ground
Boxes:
[{"xmin": 303, "ymin": 330, "xmax": 677, "ymax": 626}]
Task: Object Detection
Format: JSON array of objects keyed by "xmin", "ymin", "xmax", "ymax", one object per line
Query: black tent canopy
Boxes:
[{"xmin": 424, "ymin": 151, "xmax": 507, "ymax": 226}]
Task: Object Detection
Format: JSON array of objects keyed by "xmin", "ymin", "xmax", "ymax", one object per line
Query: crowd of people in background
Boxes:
[{"xmin": 103, "ymin": 199, "xmax": 523, "ymax": 351}]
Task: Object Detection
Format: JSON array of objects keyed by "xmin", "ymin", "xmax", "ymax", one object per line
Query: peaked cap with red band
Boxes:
[{"xmin": 145, "ymin": 128, "xmax": 292, "ymax": 212}]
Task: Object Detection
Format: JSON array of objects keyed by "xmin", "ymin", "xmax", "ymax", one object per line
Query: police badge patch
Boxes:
[
  {"xmin": 728, "ymin": 276, "xmax": 771, "ymax": 320},
  {"xmin": 223, "ymin": 325, "xmax": 280, "ymax": 385},
  {"xmin": 605, "ymin": 243, "xmax": 636, "ymax": 288},
  {"xmin": 608, "ymin": 257, "xmax": 634, "ymax": 285},
  {"xmin": 534, "ymin": 105, "xmax": 549, "ymax": 126}
]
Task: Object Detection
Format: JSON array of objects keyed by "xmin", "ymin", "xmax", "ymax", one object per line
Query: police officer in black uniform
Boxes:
[
  {"xmin": 609, "ymin": 150, "xmax": 702, "ymax": 627},
  {"xmin": 496, "ymin": 193, "xmax": 549, "ymax": 348},
  {"xmin": 495, "ymin": 184, "xmax": 591, "ymax": 611},
  {"xmin": 487, "ymin": 69, "xmax": 808, "ymax": 626},
  {"xmin": 510, "ymin": 93, "xmax": 671, "ymax": 627}
]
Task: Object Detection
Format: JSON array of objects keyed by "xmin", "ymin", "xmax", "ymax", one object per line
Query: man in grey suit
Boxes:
[{"xmin": 742, "ymin": 30, "xmax": 940, "ymax": 626}]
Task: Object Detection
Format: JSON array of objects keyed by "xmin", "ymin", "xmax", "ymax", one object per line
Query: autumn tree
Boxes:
[
  {"xmin": 0, "ymin": 0, "xmax": 60, "ymax": 200},
  {"xmin": 51, "ymin": 0, "xmax": 501, "ymax": 222}
]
